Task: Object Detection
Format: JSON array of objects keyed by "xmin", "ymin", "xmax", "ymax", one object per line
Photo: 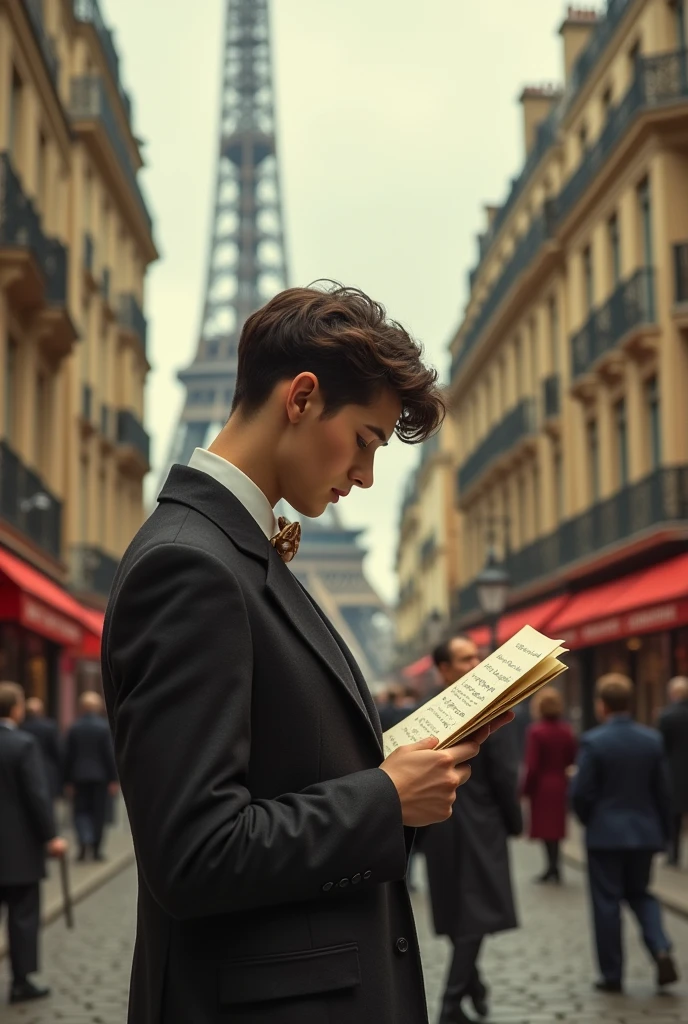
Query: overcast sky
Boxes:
[{"xmin": 106, "ymin": 0, "xmax": 567, "ymax": 604}]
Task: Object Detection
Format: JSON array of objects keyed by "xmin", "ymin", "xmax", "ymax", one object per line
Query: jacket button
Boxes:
[
  {"xmin": 322, "ymin": 882, "xmax": 333, "ymax": 892},
  {"xmin": 339, "ymin": 878, "xmax": 349, "ymax": 887},
  {"xmin": 352, "ymin": 873, "xmax": 361, "ymax": 884},
  {"xmin": 396, "ymin": 937, "xmax": 409, "ymax": 954},
  {"xmin": 363, "ymin": 870, "xmax": 372, "ymax": 880}
]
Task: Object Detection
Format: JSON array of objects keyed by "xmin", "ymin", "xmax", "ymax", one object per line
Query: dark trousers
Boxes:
[
  {"xmin": 73, "ymin": 782, "xmax": 108, "ymax": 852},
  {"xmin": 543, "ymin": 840, "xmax": 561, "ymax": 876},
  {"xmin": 0, "ymin": 883, "xmax": 40, "ymax": 981},
  {"xmin": 440, "ymin": 935, "xmax": 483, "ymax": 1020},
  {"xmin": 669, "ymin": 814, "xmax": 683, "ymax": 866},
  {"xmin": 587, "ymin": 849, "xmax": 670, "ymax": 983}
]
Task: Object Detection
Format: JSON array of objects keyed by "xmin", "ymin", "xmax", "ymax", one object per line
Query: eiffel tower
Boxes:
[{"xmin": 158, "ymin": 0, "xmax": 393, "ymax": 681}]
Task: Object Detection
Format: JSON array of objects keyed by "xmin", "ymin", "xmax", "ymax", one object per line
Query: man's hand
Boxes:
[
  {"xmin": 46, "ymin": 837, "xmax": 68, "ymax": 858},
  {"xmin": 379, "ymin": 711, "xmax": 515, "ymax": 827}
]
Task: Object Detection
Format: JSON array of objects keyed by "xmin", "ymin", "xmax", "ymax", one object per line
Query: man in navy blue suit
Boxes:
[{"xmin": 571, "ymin": 673, "xmax": 678, "ymax": 994}]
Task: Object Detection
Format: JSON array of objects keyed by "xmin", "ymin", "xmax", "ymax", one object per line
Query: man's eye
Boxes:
[{"xmin": 357, "ymin": 435, "xmax": 369, "ymax": 450}]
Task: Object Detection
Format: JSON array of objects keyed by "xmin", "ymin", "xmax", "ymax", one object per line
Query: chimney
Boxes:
[
  {"xmin": 519, "ymin": 84, "xmax": 562, "ymax": 155},
  {"xmin": 559, "ymin": 6, "xmax": 599, "ymax": 84}
]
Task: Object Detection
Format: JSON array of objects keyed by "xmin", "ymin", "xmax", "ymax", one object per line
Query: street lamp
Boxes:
[{"xmin": 476, "ymin": 547, "xmax": 510, "ymax": 652}]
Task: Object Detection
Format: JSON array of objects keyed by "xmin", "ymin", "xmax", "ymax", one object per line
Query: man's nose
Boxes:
[{"xmin": 350, "ymin": 464, "xmax": 374, "ymax": 490}]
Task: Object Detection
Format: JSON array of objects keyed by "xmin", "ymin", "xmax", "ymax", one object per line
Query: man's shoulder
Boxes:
[{"xmin": 0, "ymin": 726, "xmax": 35, "ymax": 756}]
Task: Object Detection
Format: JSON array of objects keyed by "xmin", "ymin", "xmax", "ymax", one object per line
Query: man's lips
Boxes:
[{"xmin": 331, "ymin": 488, "xmax": 350, "ymax": 502}]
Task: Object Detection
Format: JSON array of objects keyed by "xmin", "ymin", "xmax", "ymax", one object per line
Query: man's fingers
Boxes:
[{"xmin": 487, "ymin": 710, "xmax": 515, "ymax": 734}]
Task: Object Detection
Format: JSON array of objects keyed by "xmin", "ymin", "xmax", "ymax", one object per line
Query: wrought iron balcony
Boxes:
[
  {"xmin": 457, "ymin": 465, "xmax": 688, "ymax": 614},
  {"xmin": 70, "ymin": 543, "xmax": 119, "ymax": 598},
  {"xmin": 458, "ymin": 398, "xmax": 538, "ymax": 496},
  {"xmin": 117, "ymin": 294, "xmax": 147, "ymax": 354},
  {"xmin": 543, "ymin": 373, "xmax": 560, "ymax": 419},
  {"xmin": 0, "ymin": 441, "xmax": 62, "ymax": 560},
  {"xmin": 23, "ymin": 0, "xmax": 60, "ymax": 86},
  {"xmin": 69, "ymin": 77, "xmax": 152, "ymax": 231},
  {"xmin": 117, "ymin": 409, "xmax": 150, "ymax": 465},
  {"xmin": 675, "ymin": 243, "xmax": 688, "ymax": 304},
  {"xmin": 0, "ymin": 153, "xmax": 68, "ymax": 308},
  {"xmin": 571, "ymin": 267, "xmax": 655, "ymax": 380},
  {"xmin": 72, "ymin": 0, "xmax": 133, "ymax": 122}
]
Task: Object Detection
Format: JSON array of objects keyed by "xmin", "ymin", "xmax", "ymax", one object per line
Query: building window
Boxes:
[
  {"xmin": 530, "ymin": 318, "xmax": 539, "ymax": 392},
  {"xmin": 9, "ymin": 69, "xmax": 23, "ymax": 162},
  {"xmin": 628, "ymin": 39, "xmax": 641, "ymax": 69},
  {"xmin": 4, "ymin": 338, "xmax": 17, "ymax": 441},
  {"xmin": 554, "ymin": 448, "xmax": 564, "ymax": 521},
  {"xmin": 608, "ymin": 214, "xmax": 621, "ymax": 285},
  {"xmin": 673, "ymin": 0, "xmax": 687, "ymax": 46},
  {"xmin": 583, "ymin": 246, "xmax": 594, "ymax": 312},
  {"xmin": 615, "ymin": 399, "xmax": 628, "ymax": 487},
  {"xmin": 645, "ymin": 376, "xmax": 661, "ymax": 469},
  {"xmin": 638, "ymin": 177, "xmax": 653, "ymax": 268},
  {"xmin": 587, "ymin": 419, "xmax": 600, "ymax": 502},
  {"xmin": 548, "ymin": 295, "xmax": 560, "ymax": 372}
]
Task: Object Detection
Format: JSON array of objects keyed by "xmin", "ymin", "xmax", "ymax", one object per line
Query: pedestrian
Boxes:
[
  {"xmin": 101, "ymin": 284, "xmax": 513, "ymax": 1024},
  {"xmin": 522, "ymin": 687, "xmax": 577, "ymax": 884},
  {"xmin": 424, "ymin": 635, "xmax": 522, "ymax": 1024},
  {"xmin": 63, "ymin": 691, "xmax": 118, "ymax": 863},
  {"xmin": 20, "ymin": 696, "xmax": 62, "ymax": 803},
  {"xmin": 657, "ymin": 676, "xmax": 688, "ymax": 867},
  {"xmin": 0, "ymin": 681, "xmax": 68, "ymax": 1004},
  {"xmin": 571, "ymin": 673, "xmax": 679, "ymax": 993}
]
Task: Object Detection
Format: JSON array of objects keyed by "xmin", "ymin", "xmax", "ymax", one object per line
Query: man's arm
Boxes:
[
  {"xmin": 570, "ymin": 735, "xmax": 599, "ymax": 825},
  {"xmin": 17, "ymin": 737, "xmax": 56, "ymax": 844},
  {"xmin": 106, "ymin": 543, "xmax": 408, "ymax": 922}
]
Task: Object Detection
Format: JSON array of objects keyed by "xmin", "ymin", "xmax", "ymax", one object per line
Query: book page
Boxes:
[{"xmin": 382, "ymin": 626, "xmax": 566, "ymax": 757}]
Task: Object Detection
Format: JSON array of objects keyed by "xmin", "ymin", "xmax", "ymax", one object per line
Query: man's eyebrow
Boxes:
[{"xmin": 366, "ymin": 425, "xmax": 389, "ymax": 447}]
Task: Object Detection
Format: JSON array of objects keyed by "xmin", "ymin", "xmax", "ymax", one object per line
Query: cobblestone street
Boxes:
[{"xmin": 1, "ymin": 841, "xmax": 687, "ymax": 1022}]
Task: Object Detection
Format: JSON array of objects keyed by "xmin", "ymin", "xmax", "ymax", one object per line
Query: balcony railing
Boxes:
[
  {"xmin": 72, "ymin": 0, "xmax": 133, "ymax": 122},
  {"xmin": 24, "ymin": 0, "xmax": 60, "ymax": 86},
  {"xmin": 458, "ymin": 398, "xmax": 538, "ymax": 495},
  {"xmin": 117, "ymin": 293, "xmax": 148, "ymax": 354},
  {"xmin": 70, "ymin": 543, "xmax": 119, "ymax": 598},
  {"xmin": 543, "ymin": 373, "xmax": 560, "ymax": 419},
  {"xmin": 0, "ymin": 152, "xmax": 68, "ymax": 306},
  {"xmin": 117, "ymin": 410, "xmax": 150, "ymax": 464},
  {"xmin": 453, "ymin": 49, "xmax": 688, "ymax": 384},
  {"xmin": 0, "ymin": 441, "xmax": 62, "ymax": 559},
  {"xmin": 69, "ymin": 77, "xmax": 152, "ymax": 232},
  {"xmin": 458, "ymin": 465, "xmax": 688, "ymax": 615},
  {"xmin": 675, "ymin": 243, "xmax": 688, "ymax": 304},
  {"xmin": 571, "ymin": 267, "xmax": 655, "ymax": 380}
]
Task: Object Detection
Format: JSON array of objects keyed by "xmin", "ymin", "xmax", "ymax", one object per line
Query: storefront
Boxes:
[{"xmin": 0, "ymin": 547, "xmax": 103, "ymax": 728}]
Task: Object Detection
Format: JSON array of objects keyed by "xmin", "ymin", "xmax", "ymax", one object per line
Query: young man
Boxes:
[
  {"xmin": 0, "ymin": 682, "xmax": 67, "ymax": 1004},
  {"xmin": 571, "ymin": 673, "xmax": 679, "ymax": 994},
  {"xmin": 102, "ymin": 285, "xmax": 512, "ymax": 1024},
  {"xmin": 424, "ymin": 636, "xmax": 522, "ymax": 1024}
]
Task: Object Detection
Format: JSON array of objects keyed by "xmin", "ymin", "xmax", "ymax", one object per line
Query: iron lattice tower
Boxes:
[{"xmin": 161, "ymin": 0, "xmax": 289, "ymax": 477}]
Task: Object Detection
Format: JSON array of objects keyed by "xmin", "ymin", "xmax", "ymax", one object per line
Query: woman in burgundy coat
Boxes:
[{"xmin": 522, "ymin": 688, "xmax": 577, "ymax": 883}]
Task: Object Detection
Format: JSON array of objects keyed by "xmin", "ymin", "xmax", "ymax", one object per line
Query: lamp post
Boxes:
[{"xmin": 475, "ymin": 547, "xmax": 511, "ymax": 653}]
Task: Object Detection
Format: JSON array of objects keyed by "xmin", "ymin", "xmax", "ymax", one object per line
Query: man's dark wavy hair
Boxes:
[{"xmin": 231, "ymin": 282, "xmax": 445, "ymax": 444}]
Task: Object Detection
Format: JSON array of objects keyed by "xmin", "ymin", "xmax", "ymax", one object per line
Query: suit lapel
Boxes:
[{"xmin": 265, "ymin": 552, "xmax": 382, "ymax": 753}]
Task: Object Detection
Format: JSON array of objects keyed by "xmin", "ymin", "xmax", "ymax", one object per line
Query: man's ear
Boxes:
[{"xmin": 285, "ymin": 373, "xmax": 319, "ymax": 424}]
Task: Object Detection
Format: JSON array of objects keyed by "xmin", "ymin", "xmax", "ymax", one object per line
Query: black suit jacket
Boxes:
[
  {"xmin": 102, "ymin": 466, "xmax": 425, "ymax": 1024},
  {"xmin": 21, "ymin": 715, "xmax": 62, "ymax": 798},
  {"xmin": 63, "ymin": 714, "xmax": 117, "ymax": 786},
  {"xmin": 0, "ymin": 723, "xmax": 56, "ymax": 885},
  {"xmin": 658, "ymin": 699, "xmax": 688, "ymax": 813}
]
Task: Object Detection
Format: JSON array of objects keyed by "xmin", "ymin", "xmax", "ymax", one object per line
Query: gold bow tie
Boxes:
[{"xmin": 270, "ymin": 516, "xmax": 301, "ymax": 563}]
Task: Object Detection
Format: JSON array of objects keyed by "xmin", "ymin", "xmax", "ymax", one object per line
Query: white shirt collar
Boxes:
[{"xmin": 188, "ymin": 448, "xmax": 277, "ymax": 540}]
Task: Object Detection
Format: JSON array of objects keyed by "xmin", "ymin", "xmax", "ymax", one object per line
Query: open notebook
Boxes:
[{"xmin": 383, "ymin": 625, "xmax": 568, "ymax": 757}]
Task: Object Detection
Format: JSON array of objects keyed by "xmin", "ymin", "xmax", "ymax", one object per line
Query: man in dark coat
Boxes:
[
  {"xmin": 571, "ymin": 673, "xmax": 678, "ymax": 993},
  {"xmin": 0, "ymin": 682, "xmax": 67, "ymax": 1004},
  {"xmin": 63, "ymin": 691, "xmax": 118, "ymax": 862},
  {"xmin": 20, "ymin": 697, "xmax": 62, "ymax": 801},
  {"xmin": 658, "ymin": 676, "xmax": 688, "ymax": 866},
  {"xmin": 102, "ymin": 286, "xmax": 511, "ymax": 1024},
  {"xmin": 424, "ymin": 636, "xmax": 522, "ymax": 1024}
]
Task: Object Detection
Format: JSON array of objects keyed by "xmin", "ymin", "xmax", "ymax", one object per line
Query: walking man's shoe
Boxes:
[
  {"xmin": 9, "ymin": 978, "xmax": 51, "ymax": 1004},
  {"xmin": 655, "ymin": 951, "xmax": 679, "ymax": 987},
  {"xmin": 594, "ymin": 979, "xmax": 622, "ymax": 993}
]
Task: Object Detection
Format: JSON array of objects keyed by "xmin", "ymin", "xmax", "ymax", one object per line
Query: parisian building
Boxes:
[
  {"xmin": 398, "ymin": 1, "xmax": 688, "ymax": 727},
  {"xmin": 0, "ymin": 0, "xmax": 156, "ymax": 724}
]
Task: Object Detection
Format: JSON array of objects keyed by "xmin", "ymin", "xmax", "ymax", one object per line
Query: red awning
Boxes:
[
  {"xmin": 401, "ymin": 654, "xmax": 434, "ymax": 679},
  {"xmin": 0, "ymin": 547, "xmax": 104, "ymax": 653},
  {"xmin": 78, "ymin": 608, "xmax": 105, "ymax": 660},
  {"xmin": 548, "ymin": 552, "xmax": 688, "ymax": 649},
  {"xmin": 497, "ymin": 595, "xmax": 569, "ymax": 645}
]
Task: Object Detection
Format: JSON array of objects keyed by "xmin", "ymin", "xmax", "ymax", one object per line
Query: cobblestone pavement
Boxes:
[{"xmin": 1, "ymin": 841, "xmax": 687, "ymax": 1022}]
